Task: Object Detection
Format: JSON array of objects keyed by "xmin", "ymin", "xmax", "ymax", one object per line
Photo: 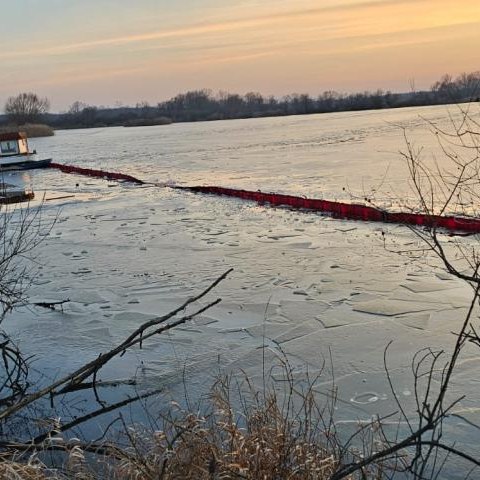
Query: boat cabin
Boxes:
[{"xmin": 0, "ymin": 132, "xmax": 29, "ymax": 157}]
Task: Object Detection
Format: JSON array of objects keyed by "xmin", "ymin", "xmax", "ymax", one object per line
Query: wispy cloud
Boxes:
[
  {"xmin": 184, "ymin": 19, "xmax": 480, "ymax": 71},
  {"xmin": 0, "ymin": 0, "xmax": 453, "ymax": 61}
]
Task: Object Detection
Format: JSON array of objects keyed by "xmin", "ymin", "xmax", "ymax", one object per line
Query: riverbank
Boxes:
[{"xmin": 0, "ymin": 123, "xmax": 54, "ymax": 137}]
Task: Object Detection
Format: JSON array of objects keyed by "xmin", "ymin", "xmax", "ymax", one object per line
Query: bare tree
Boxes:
[
  {"xmin": 4, "ymin": 92, "xmax": 50, "ymax": 125},
  {"xmin": 67, "ymin": 100, "xmax": 88, "ymax": 116},
  {"xmin": 332, "ymin": 103, "xmax": 480, "ymax": 479},
  {"xmin": 0, "ymin": 204, "xmax": 53, "ymax": 320}
]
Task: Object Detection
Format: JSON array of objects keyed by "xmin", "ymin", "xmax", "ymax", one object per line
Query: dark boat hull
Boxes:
[
  {"xmin": 0, "ymin": 158, "xmax": 52, "ymax": 171},
  {"xmin": 0, "ymin": 191, "xmax": 35, "ymax": 204}
]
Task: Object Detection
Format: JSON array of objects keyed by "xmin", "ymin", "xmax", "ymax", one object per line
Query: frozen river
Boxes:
[{"xmin": 3, "ymin": 104, "xmax": 480, "ymax": 476}]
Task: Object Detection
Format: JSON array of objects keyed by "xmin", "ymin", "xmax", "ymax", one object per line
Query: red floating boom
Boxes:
[
  {"xmin": 48, "ymin": 163, "xmax": 480, "ymax": 233},
  {"xmin": 175, "ymin": 185, "xmax": 480, "ymax": 234},
  {"xmin": 49, "ymin": 162, "xmax": 145, "ymax": 185}
]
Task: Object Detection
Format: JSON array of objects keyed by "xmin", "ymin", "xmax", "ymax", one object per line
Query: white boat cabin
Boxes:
[{"xmin": 0, "ymin": 132, "xmax": 29, "ymax": 157}]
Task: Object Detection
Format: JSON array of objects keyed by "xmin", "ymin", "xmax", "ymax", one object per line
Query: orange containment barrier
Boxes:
[
  {"xmin": 174, "ymin": 185, "xmax": 480, "ymax": 234},
  {"xmin": 49, "ymin": 162, "xmax": 145, "ymax": 185}
]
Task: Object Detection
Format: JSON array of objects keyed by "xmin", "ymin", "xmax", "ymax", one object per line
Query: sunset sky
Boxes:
[{"xmin": 1, "ymin": 0, "xmax": 479, "ymax": 111}]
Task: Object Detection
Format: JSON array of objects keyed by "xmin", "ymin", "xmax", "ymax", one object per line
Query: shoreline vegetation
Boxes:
[
  {"xmin": 0, "ymin": 123, "xmax": 54, "ymax": 138},
  {"xmin": 0, "ymin": 71, "xmax": 479, "ymax": 137},
  {"xmin": 123, "ymin": 116, "xmax": 172, "ymax": 127}
]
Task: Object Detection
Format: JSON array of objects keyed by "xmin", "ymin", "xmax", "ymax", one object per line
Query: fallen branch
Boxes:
[
  {"xmin": 32, "ymin": 299, "xmax": 69, "ymax": 311},
  {"xmin": 0, "ymin": 439, "xmax": 126, "ymax": 460},
  {"xmin": 52, "ymin": 378, "xmax": 136, "ymax": 395},
  {"xmin": 0, "ymin": 268, "xmax": 232, "ymax": 423},
  {"xmin": 33, "ymin": 388, "xmax": 162, "ymax": 445}
]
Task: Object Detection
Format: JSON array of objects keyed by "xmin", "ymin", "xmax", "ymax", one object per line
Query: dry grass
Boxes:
[
  {"xmin": 98, "ymin": 369, "xmax": 362, "ymax": 480},
  {"xmin": 0, "ymin": 459, "xmax": 58, "ymax": 480},
  {"xmin": 108, "ymin": 402, "xmax": 340, "ymax": 479},
  {"xmin": 0, "ymin": 124, "xmax": 54, "ymax": 138},
  {"xmin": 0, "ymin": 363, "xmax": 394, "ymax": 479},
  {"xmin": 0, "ymin": 443, "xmax": 104, "ymax": 479},
  {"xmin": 153, "ymin": 402, "xmax": 340, "ymax": 479}
]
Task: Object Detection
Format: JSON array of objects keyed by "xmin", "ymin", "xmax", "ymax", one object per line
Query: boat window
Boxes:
[{"xmin": 0, "ymin": 141, "xmax": 19, "ymax": 154}]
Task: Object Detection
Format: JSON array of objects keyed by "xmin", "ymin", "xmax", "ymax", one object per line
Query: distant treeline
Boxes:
[{"xmin": 3, "ymin": 71, "xmax": 480, "ymax": 130}]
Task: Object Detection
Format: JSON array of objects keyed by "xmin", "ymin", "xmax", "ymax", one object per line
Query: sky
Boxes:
[{"xmin": 1, "ymin": 0, "xmax": 479, "ymax": 111}]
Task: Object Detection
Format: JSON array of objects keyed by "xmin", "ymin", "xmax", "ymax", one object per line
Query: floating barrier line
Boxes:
[
  {"xmin": 48, "ymin": 162, "xmax": 480, "ymax": 233},
  {"xmin": 174, "ymin": 185, "xmax": 480, "ymax": 233},
  {"xmin": 49, "ymin": 162, "xmax": 145, "ymax": 185}
]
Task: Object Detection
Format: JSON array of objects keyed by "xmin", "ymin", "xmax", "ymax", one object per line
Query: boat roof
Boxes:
[{"xmin": 0, "ymin": 131, "xmax": 27, "ymax": 142}]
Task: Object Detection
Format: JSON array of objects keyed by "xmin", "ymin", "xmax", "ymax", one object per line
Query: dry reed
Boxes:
[{"xmin": 0, "ymin": 124, "xmax": 54, "ymax": 138}]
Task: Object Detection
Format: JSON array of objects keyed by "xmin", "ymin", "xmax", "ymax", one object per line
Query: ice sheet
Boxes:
[{"xmin": 3, "ymin": 105, "xmax": 480, "ymax": 457}]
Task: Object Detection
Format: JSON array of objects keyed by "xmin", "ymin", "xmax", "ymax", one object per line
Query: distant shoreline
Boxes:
[
  {"xmin": 50, "ymin": 97, "xmax": 480, "ymax": 131},
  {"xmin": 1, "ymin": 71, "xmax": 478, "ymax": 133},
  {"xmin": 49, "ymin": 99, "xmax": 477, "ymax": 132}
]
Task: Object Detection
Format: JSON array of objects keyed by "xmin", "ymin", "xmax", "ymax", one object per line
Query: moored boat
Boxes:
[
  {"xmin": 0, "ymin": 182, "xmax": 34, "ymax": 204},
  {"xmin": 0, "ymin": 132, "xmax": 52, "ymax": 171}
]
